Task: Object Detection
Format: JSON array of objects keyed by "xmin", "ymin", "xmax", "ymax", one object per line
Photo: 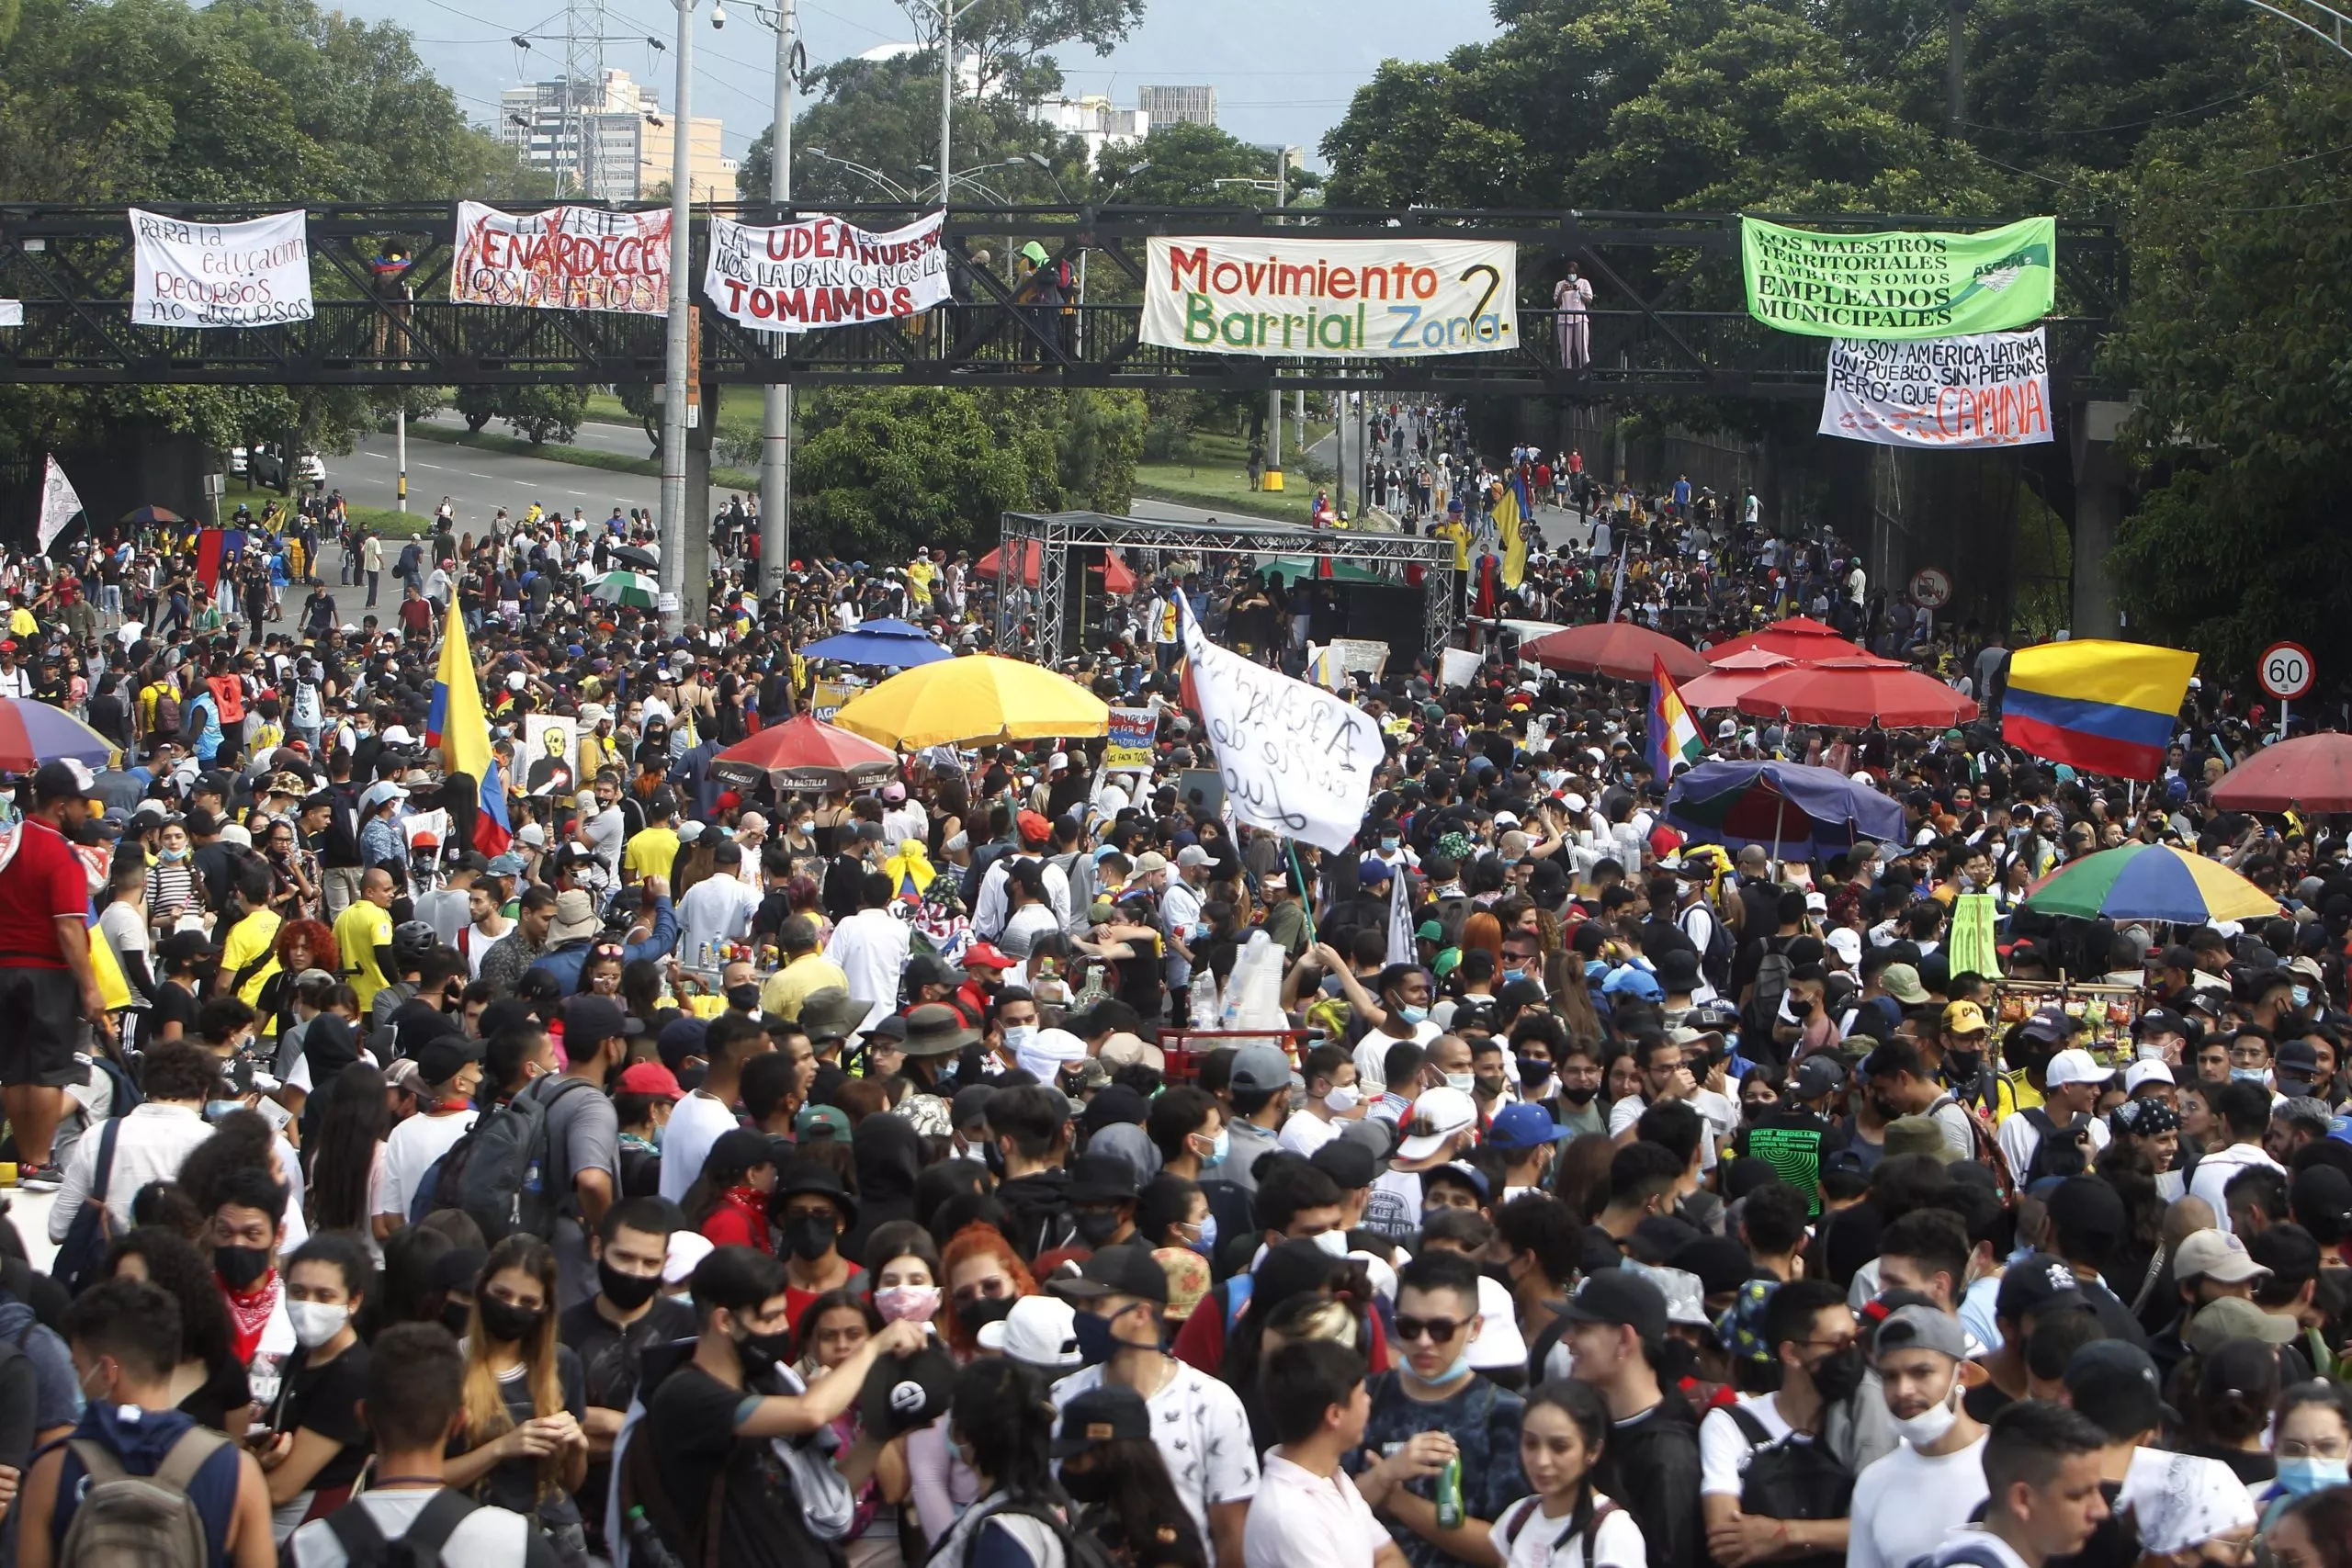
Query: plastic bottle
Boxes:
[
  {"xmin": 1435, "ymin": 1455, "xmax": 1464, "ymax": 1529},
  {"xmin": 625, "ymin": 1506, "xmax": 685, "ymax": 1568}
]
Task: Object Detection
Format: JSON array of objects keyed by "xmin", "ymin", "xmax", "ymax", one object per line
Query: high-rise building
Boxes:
[
  {"xmin": 496, "ymin": 69, "xmax": 735, "ymax": 201},
  {"xmin": 1032, "ymin": 96, "xmax": 1149, "ymax": 164},
  {"xmin": 1139, "ymin": 85, "xmax": 1217, "ymax": 128}
]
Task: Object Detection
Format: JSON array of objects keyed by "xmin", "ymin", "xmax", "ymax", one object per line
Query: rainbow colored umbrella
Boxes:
[
  {"xmin": 2020, "ymin": 843, "xmax": 2279, "ymax": 924},
  {"xmin": 0, "ymin": 697, "xmax": 115, "ymax": 771}
]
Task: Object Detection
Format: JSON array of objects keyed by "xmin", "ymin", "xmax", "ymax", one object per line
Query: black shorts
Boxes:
[{"xmin": 0, "ymin": 967, "xmax": 85, "ymax": 1088}]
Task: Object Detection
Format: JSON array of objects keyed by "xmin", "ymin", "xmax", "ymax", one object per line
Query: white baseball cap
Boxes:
[
  {"xmin": 1396, "ymin": 1087, "xmax": 1479, "ymax": 1163},
  {"xmin": 978, "ymin": 1295, "xmax": 1082, "ymax": 1371},
  {"xmin": 2046, "ymin": 1047, "xmax": 2117, "ymax": 1089}
]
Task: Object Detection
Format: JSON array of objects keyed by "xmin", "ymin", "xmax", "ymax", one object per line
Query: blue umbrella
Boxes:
[
  {"xmin": 1663, "ymin": 759, "xmax": 1904, "ymax": 862},
  {"xmin": 800, "ymin": 623, "xmax": 952, "ymax": 668}
]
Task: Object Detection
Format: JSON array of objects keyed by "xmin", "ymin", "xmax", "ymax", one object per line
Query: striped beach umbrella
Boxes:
[
  {"xmin": 2021, "ymin": 843, "xmax": 2278, "ymax": 924},
  {"xmin": 0, "ymin": 697, "xmax": 115, "ymax": 771}
]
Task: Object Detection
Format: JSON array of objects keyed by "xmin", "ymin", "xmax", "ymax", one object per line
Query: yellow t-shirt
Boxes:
[
  {"xmin": 220, "ymin": 908, "xmax": 283, "ymax": 1010},
  {"xmin": 760, "ymin": 952, "xmax": 851, "ymax": 1021},
  {"xmin": 334, "ymin": 900, "xmax": 394, "ymax": 1013},
  {"xmin": 906, "ymin": 558, "xmax": 936, "ymax": 606},
  {"xmin": 624, "ymin": 825, "xmax": 680, "ymax": 884}
]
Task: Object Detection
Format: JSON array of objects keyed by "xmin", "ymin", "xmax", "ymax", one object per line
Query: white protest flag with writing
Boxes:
[
  {"xmin": 130, "ymin": 209, "xmax": 314, "ymax": 329},
  {"xmin": 1180, "ymin": 604, "xmax": 1379, "ymax": 855},
  {"xmin": 37, "ymin": 455, "xmax": 83, "ymax": 550},
  {"xmin": 1385, "ymin": 863, "xmax": 1414, "ymax": 966},
  {"xmin": 0, "ymin": 301, "xmax": 21, "ymax": 327},
  {"xmin": 704, "ymin": 211, "xmax": 950, "ymax": 333},
  {"xmin": 1819, "ymin": 328, "xmax": 2052, "ymax": 447}
]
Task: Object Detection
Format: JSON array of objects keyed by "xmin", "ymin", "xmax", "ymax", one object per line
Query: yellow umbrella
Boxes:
[{"xmin": 831, "ymin": 653, "xmax": 1112, "ymax": 749}]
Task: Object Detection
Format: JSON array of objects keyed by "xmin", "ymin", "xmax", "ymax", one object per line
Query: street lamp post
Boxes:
[
  {"xmin": 754, "ymin": 0, "xmax": 799, "ymax": 600},
  {"xmin": 806, "ymin": 149, "xmax": 915, "ymax": 200},
  {"xmin": 656, "ymin": 0, "xmax": 709, "ymax": 626}
]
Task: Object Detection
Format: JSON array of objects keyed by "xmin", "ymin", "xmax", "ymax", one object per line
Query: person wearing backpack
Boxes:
[
  {"xmin": 17, "ymin": 1275, "xmax": 277, "ymax": 1568},
  {"xmin": 1995, "ymin": 1049, "xmax": 2114, "ymax": 1190},
  {"xmin": 287, "ymin": 1321, "xmax": 558, "ymax": 1568},
  {"xmin": 1495, "ymin": 1379, "xmax": 1647, "ymax": 1568},
  {"xmin": 1698, "ymin": 1279, "xmax": 1861, "ymax": 1568},
  {"xmin": 373, "ymin": 1033, "xmax": 483, "ymax": 1244}
]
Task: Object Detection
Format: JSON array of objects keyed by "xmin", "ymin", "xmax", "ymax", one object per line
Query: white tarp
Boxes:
[
  {"xmin": 1818, "ymin": 328, "xmax": 2052, "ymax": 447},
  {"xmin": 1142, "ymin": 234, "xmax": 1518, "ymax": 358},
  {"xmin": 130, "ymin": 209, "xmax": 313, "ymax": 328},
  {"xmin": 1181, "ymin": 605, "xmax": 1379, "ymax": 854},
  {"xmin": 704, "ymin": 210, "xmax": 950, "ymax": 333}
]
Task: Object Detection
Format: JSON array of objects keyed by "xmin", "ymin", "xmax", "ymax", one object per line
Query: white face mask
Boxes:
[
  {"xmin": 1309, "ymin": 1228, "xmax": 1351, "ymax": 1258},
  {"xmin": 287, "ymin": 1301, "xmax": 349, "ymax": 1350},
  {"xmin": 1325, "ymin": 1084, "xmax": 1362, "ymax": 1114},
  {"xmin": 1886, "ymin": 1379, "xmax": 1961, "ymax": 1449},
  {"xmin": 1444, "ymin": 1071, "xmax": 1476, "ymax": 1095},
  {"xmin": 1002, "ymin": 1023, "xmax": 1037, "ymax": 1055}
]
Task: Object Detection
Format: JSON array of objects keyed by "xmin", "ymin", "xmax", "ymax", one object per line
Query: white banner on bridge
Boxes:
[
  {"xmin": 1818, "ymin": 328, "xmax": 2052, "ymax": 447},
  {"xmin": 130, "ymin": 209, "xmax": 314, "ymax": 329},
  {"xmin": 704, "ymin": 210, "xmax": 950, "ymax": 333},
  {"xmin": 1141, "ymin": 234, "xmax": 1518, "ymax": 357},
  {"xmin": 1181, "ymin": 604, "xmax": 1379, "ymax": 855}
]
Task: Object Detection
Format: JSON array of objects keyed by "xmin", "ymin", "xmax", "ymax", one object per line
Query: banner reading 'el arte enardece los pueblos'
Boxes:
[
  {"xmin": 703, "ymin": 210, "xmax": 949, "ymax": 332},
  {"xmin": 1141, "ymin": 234, "xmax": 1517, "ymax": 356},
  {"xmin": 1742, "ymin": 215, "xmax": 2055, "ymax": 339},
  {"xmin": 451, "ymin": 202, "xmax": 671, "ymax": 315},
  {"xmin": 1818, "ymin": 329, "xmax": 2052, "ymax": 447},
  {"xmin": 130, "ymin": 209, "xmax": 314, "ymax": 328}
]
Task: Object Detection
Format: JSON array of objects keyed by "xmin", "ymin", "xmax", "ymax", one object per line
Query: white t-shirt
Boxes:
[
  {"xmin": 1245, "ymin": 1452, "xmax": 1388, "ymax": 1568},
  {"xmin": 660, "ymin": 1089, "xmax": 742, "ymax": 1206},
  {"xmin": 1353, "ymin": 1022, "xmax": 1440, "ymax": 1092},
  {"xmin": 1496, "ymin": 1493, "xmax": 1648, "ymax": 1568},
  {"xmin": 1848, "ymin": 1432, "xmax": 1990, "ymax": 1568},
  {"xmin": 2187, "ymin": 1142, "xmax": 2288, "ymax": 1234},
  {"xmin": 1608, "ymin": 1090, "xmax": 1725, "ymax": 1172},
  {"xmin": 288, "ymin": 1488, "xmax": 537, "ymax": 1568},
  {"xmin": 377, "ymin": 1109, "xmax": 477, "ymax": 1221},
  {"xmin": 1054, "ymin": 1361, "xmax": 1258, "ymax": 1543},
  {"xmin": 1279, "ymin": 1110, "xmax": 1341, "ymax": 1157},
  {"xmin": 1994, "ymin": 1107, "xmax": 2110, "ymax": 1186},
  {"xmin": 1699, "ymin": 1393, "xmax": 1799, "ymax": 1497}
]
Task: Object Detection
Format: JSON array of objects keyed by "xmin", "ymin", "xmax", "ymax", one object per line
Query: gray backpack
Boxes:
[{"xmin": 59, "ymin": 1426, "xmax": 230, "ymax": 1568}]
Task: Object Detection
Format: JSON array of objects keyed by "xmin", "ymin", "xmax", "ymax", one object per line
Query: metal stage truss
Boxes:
[
  {"xmin": 994, "ymin": 511, "xmax": 1463, "ymax": 669},
  {"xmin": 0, "ymin": 204, "xmax": 2122, "ymax": 395}
]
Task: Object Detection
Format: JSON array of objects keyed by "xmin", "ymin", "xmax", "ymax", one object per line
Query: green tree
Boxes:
[
  {"xmin": 502, "ymin": 386, "xmax": 590, "ymax": 447},
  {"xmin": 456, "ymin": 387, "xmax": 501, "ymax": 435},
  {"xmin": 1096, "ymin": 122, "xmax": 1317, "ymax": 208},
  {"xmin": 792, "ymin": 386, "xmax": 1052, "ymax": 558}
]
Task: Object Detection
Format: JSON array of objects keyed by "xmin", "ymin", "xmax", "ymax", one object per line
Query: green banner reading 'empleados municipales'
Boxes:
[{"xmin": 1741, "ymin": 215, "xmax": 2057, "ymax": 340}]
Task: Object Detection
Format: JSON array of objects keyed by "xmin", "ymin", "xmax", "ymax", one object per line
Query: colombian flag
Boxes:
[
  {"xmin": 1649, "ymin": 657, "xmax": 1705, "ymax": 781},
  {"xmin": 425, "ymin": 607, "xmax": 511, "ymax": 854},
  {"xmin": 2002, "ymin": 639, "xmax": 2197, "ymax": 781},
  {"xmin": 1496, "ymin": 474, "xmax": 1532, "ymax": 592}
]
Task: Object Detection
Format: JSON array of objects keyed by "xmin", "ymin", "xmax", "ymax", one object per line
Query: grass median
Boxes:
[{"xmin": 408, "ymin": 423, "xmax": 761, "ymax": 491}]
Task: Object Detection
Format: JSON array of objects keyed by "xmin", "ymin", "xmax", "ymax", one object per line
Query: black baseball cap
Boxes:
[
  {"xmin": 1309, "ymin": 1138, "xmax": 1377, "ymax": 1190},
  {"xmin": 1052, "ymin": 1382, "xmax": 1152, "ymax": 1457},
  {"xmin": 1065, "ymin": 1153, "xmax": 1140, "ymax": 1205},
  {"xmin": 1551, "ymin": 1269, "xmax": 1668, "ymax": 1343},
  {"xmin": 2064, "ymin": 1341, "xmax": 2177, "ymax": 1439},
  {"xmin": 563, "ymin": 994, "xmax": 646, "ymax": 1045},
  {"xmin": 1996, "ymin": 1252, "xmax": 2096, "ymax": 1326},
  {"xmin": 1046, "ymin": 1244, "xmax": 1169, "ymax": 1305}
]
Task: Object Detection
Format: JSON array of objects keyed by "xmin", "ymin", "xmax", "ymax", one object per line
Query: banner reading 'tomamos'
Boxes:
[
  {"xmin": 1142, "ymin": 235, "xmax": 1517, "ymax": 356},
  {"xmin": 452, "ymin": 202, "xmax": 670, "ymax": 315},
  {"xmin": 704, "ymin": 210, "xmax": 949, "ymax": 333},
  {"xmin": 1742, "ymin": 215, "xmax": 2055, "ymax": 340}
]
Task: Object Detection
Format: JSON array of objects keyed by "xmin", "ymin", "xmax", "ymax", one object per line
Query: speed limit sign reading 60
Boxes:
[{"xmin": 2260, "ymin": 641, "xmax": 2315, "ymax": 701}]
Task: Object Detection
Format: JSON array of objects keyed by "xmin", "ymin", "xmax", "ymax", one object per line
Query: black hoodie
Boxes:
[
  {"xmin": 995, "ymin": 1168, "xmax": 1076, "ymax": 1263},
  {"xmin": 840, "ymin": 1112, "xmax": 922, "ymax": 1265},
  {"xmin": 1592, "ymin": 1390, "xmax": 1704, "ymax": 1568}
]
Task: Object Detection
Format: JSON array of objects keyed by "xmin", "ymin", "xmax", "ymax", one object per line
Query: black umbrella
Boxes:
[{"xmin": 610, "ymin": 545, "xmax": 658, "ymax": 570}]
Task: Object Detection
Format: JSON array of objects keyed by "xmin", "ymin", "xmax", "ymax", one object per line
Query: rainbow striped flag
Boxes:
[
  {"xmin": 1649, "ymin": 656, "xmax": 1705, "ymax": 780},
  {"xmin": 2001, "ymin": 639, "xmax": 2197, "ymax": 781}
]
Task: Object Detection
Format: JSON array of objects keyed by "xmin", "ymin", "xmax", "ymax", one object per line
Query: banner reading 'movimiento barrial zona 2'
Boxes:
[{"xmin": 1742, "ymin": 215, "xmax": 2056, "ymax": 340}]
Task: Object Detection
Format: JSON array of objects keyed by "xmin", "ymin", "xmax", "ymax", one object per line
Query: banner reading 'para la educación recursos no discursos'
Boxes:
[{"xmin": 1741, "ymin": 215, "xmax": 2057, "ymax": 340}]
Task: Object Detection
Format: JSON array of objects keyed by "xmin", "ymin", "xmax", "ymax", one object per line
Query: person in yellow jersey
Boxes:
[
  {"xmin": 624, "ymin": 788, "xmax": 682, "ymax": 886},
  {"xmin": 906, "ymin": 547, "xmax": 938, "ymax": 610},
  {"xmin": 213, "ymin": 859, "xmax": 283, "ymax": 1009},
  {"xmin": 333, "ymin": 866, "xmax": 398, "ymax": 1014}
]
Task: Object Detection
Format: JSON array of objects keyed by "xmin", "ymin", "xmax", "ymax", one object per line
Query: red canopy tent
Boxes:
[
  {"xmin": 1521, "ymin": 622, "xmax": 1710, "ymax": 682},
  {"xmin": 1734, "ymin": 659, "xmax": 1979, "ymax": 728},
  {"xmin": 975, "ymin": 540, "xmax": 1138, "ymax": 594},
  {"xmin": 1704, "ymin": 616, "xmax": 1867, "ymax": 663}
]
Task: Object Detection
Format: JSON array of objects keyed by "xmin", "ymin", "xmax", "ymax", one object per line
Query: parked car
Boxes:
[{"xmin": 246, "ymin": 443, "xmax": 324, "ymax": 491}]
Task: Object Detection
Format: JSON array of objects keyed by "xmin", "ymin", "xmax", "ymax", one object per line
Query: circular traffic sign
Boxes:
[
  {"xmin": 2260, "ymin": 641, "xmax": 2315, "ymax": 701},
  {"xmin": 1908, "ymin": 567, "xmax": 1952, "ymax": 610}
]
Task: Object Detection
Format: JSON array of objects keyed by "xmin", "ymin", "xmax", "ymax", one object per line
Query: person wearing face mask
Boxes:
[
  {"xmin": 772, "ymin": 1158, "xmax": 866, "ymax": 1325},
  {"xmin": 1057, "ymin": 1154, "xmax": 1142, "ymax": 1261},
  {"xmin": 558, "ymin": 1197, "xmax": 695, "ymax": 1557},
  {"xmin": 1282, "ymin": 1044, "xmax": 1366, "ymax": 1157},
  {"xmin": 2256, "ymin": 1379, "xmax": 2352, "ymax": 1530},
  {"xmin": 439, "ymin": 1235, "xmax": 591, "ymax": 1564},
  {"xmin": 1350, "ymin": 1251, "xmax": 1530, "ymax": 1568},
  {"xmin": 1845, "ymin": 1306, "xmax": 1988, "ymax": 1568},
  {"xmin": 1050, "ymin": 1246, "xmax": 1260, "ymax": 1568},
  {"xmin": 1489, "ymin": 1103, "xmax": 1574, "ymax": 1204},
  {"xmin": 1697, "ymin": 1279, "xmax": 1862, "ymax": 1568},
  {"xmin": 1215, "ymin": 1046, "xmax": 1294, "ymax": 1198},
  {"xmin": 257, "ymin": 1234, "xmax": 375, "ymax": 1534},
  {"xmin": 207, "ymin": 1163, "xmax": 297, "ymax": 1371}
]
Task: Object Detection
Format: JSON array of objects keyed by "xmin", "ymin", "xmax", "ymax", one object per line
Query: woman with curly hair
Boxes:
[
  {"xmin": 909, "ymin": 1223, "xmax": 1042, "ymax": 1545},
  {"xmin": 258, "ymin": 918, "xmax": 337, "ymax": 1044}
]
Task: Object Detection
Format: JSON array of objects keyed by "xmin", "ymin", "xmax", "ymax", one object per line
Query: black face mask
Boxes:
[
  {"xmin": 1807, "ymin": 1344, "xmax": 1868, "ymax": 1404},
  {"xmin": 956, "ymin": 1294, "xmax": 1016, "ymax": 1336},
  {"xmin": 1558, "ymin": 1082, "xmax": 1599, "ymax": 1106},
  {"xmin": 1519, "ymin": 1061, "xmax": 1555, "ymax": 1090},
  {"xmin": 598, "ymin": 1258, "xmax": 662, "ymax": 1312},
  {"xmin": 1072, "ymin": 1210, "xmax": 1125, "ymax": 1248},
  {"xmin": 439, "ymin": 1298, "xmax": 473, "ymax": 1337},
  {"xmin": 1061, "ymin": 1465, "xmax": 1116, "ymax": 1504},
  {"xmin": 477, "ymin": 1294, "xmax": 547, "ymax": 1345},
  {"xmin": 783, "ymin": 1214, "xmax": 839, "ymax": 1262},
  {"xmin": 214, "ymin": 1245, "xmax": 272, "ymax": 1292},
  {"xmin": 734, "ymin": 1324, "xmax": 797, "ymax": 1369},
  {"xmin": 1944, "ymin": 1049, "xmax": 1984, "ymax": 1079}
]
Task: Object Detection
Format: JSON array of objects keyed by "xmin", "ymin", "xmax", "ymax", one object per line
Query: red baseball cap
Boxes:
[
  {"xmin": 615, "ymin": 1061, "xmax": 684, "ymax": 1101},
  {"xmin": 960, "ymin": 942, "xmax": 1015, "ymax": 972}
]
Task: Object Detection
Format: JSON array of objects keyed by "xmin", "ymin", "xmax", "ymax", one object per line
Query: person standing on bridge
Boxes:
[{"xmin": 1555, "ymin": 264, "xmax": 1594, "ymax": 371}]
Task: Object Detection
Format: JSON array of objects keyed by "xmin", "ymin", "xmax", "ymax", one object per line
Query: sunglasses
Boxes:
[{"xmin": 1395, "ymin": 1315, "xmax": 1468, "ymax": 1344}]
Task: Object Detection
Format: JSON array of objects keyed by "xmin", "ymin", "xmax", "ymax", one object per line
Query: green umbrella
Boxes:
[{"xmin": 587, "ymin": 570, "xmax": 660, "ymax": 610}]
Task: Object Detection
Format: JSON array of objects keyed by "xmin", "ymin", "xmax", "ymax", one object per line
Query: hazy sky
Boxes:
[{"xmin": 351, "ymin": 0, "xmax": 1501, "ymax": 173}]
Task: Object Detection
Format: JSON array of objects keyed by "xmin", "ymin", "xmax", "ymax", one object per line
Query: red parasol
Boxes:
[
  {"xmin": 2209, "ymin": 732, "xmax": 2352, "ymax": 812},
  {"xmin": 1679, "ymin": 650, "xmax": 1794, "ymax": 710},
  {"xmin": 1521, "ymin": 621, "xmax": 1710, "ymax": 682},
  {"xmin": 975, "ymin": 540, "xmax": 1138, "ymax": 594},
  {"xmin": 1705, "ymin": 616, "xmax": 1867, "ymax": 663},
  {"xmin": 713, "ymin": 712, "xmax": 899, "ymax": 792},
  {"xmin": 1734, "ymin": 659, "xmax": 1979, "ymax": 728}
]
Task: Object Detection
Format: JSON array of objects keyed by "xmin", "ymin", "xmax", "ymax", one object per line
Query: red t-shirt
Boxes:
[{"xmin": 0, "ymin": 819, "xmax": 89, "ymax": 968}]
